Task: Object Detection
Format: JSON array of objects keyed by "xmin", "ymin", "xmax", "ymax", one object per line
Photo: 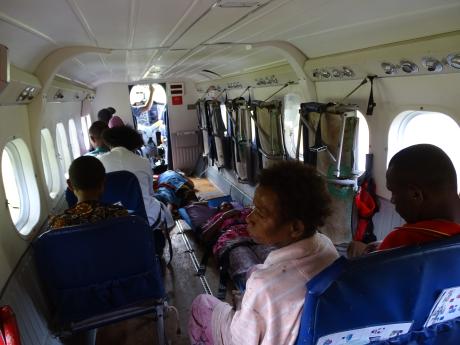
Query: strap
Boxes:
[
  {"xmin": 163, "ymin": 225, "xmax": 174, "ymax": 265},
  {"xmin": 366, "ymin": 75, "xmax": 377, "ymax": 115}
]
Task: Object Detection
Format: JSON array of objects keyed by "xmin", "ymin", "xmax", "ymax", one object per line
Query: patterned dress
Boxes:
[{"xmin": 48, "ymin": 200, "xmax": 128, "ymax": 229}]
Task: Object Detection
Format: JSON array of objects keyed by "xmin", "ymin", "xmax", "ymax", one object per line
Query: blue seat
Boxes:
[
  {"xmin": 296, "ymin": 235, "xmax": 460, "ymax": 345},
  {"xmin": 65, "ymin": 170, "xmax": 148, "ymax": 220},
  {"xmin": 33, "ymin": 216, "xmax": 168, "ymax": 343}
]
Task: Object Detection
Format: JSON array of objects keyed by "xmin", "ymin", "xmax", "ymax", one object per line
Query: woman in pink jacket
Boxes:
[{"xmin": 189, "ymin": 161, "xmax": 339, "ymax": 345}]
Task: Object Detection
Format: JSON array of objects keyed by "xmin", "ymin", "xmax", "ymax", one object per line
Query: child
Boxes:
[
  {"xmin": 189, "ymin": 161, "xmax": 339, "ymax": 345},
  {"xmin": 48, "ymin": 156, "xmax": 128, "ymax": 229}
]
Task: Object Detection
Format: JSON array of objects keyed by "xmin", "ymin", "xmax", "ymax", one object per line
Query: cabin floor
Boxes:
[{"xmin": 95, "ymin": 177, "xmax": 231, "ymax": 345}]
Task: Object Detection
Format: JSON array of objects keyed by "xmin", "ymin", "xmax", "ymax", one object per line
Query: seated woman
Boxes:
[
  {"xmin": 98, "ymin": 126, "xmax": 174, "ymax": 252},
  {"xmin": 189, "ymin": 161, "xmax": 339, "ymax": 345}
]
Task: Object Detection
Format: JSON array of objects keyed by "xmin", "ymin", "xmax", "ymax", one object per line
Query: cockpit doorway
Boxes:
[{"xmin": 129, "ymin": 83, "xmax": 170, "ymax": 174}]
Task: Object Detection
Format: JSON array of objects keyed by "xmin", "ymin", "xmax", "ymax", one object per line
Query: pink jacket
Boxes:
[{"xmin": 211, "ymin": 233, "xmax": 339, "ymax": 345}]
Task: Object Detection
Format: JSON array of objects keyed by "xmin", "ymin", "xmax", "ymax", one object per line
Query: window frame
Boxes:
[
  {"xmin": 40, "ymin": 128, "xmax": 61, "ymax": 199},
  {"xmin": 56, "ymin": 122, "xmax": 72, "ymax": 178},
  {"xmin": 68, "ymin": 118, "xmax": 81, "ymax": 159},
  {"xmin": 1, "ymin": 138, "xmax": 40, "ymax": 235},
  {"xmin": 387, "ymin": 110, "xmax": 460, "ymax": 192}
]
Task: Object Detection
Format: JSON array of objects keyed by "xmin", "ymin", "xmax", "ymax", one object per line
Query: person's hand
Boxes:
[
  {"xmin": 347, "ymin": 240, "xmax": 369, "ymax": 258},
  {"xmin": 347, "ymin": 240, "xmax": 382, "ymax": 258},
  {"xmin": 232, "ymin": 290, "xmax": 243, "ymax": 311}
]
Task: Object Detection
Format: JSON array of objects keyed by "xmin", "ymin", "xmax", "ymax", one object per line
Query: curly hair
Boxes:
[
  {"xmin": 258, "ymin": 161, "xmax": 331, "ymax": 237},
  {"xmin": 102, "ymin": 126, "xmax": 144, "ymax": 151}
]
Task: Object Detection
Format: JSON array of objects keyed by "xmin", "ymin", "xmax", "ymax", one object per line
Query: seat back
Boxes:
[
  {"xmin": 33, "ymin": 216, "xmax": 165, "ymax": 325},
  {"xmin": 296, "ymin": 236, "xmax": 460, "ymax": 345},
  {"xmin": 65, "ymin": 170, "xmax": 147, "ymax": 220}
]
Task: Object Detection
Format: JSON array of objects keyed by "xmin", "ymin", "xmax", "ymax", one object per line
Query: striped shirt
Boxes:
[{"xmin": 212, "ymin": 232, "xmax": 339, "ymax": 345}]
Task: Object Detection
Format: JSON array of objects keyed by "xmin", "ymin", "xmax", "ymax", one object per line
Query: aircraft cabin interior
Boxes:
[{"xmin": 0, "ymin": 0, "xmax": 459, "ymax": 344}]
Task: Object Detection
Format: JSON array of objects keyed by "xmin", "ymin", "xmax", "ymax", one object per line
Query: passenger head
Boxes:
[
  {"xmin": 102, "ymin": 126, "xmax": 144, "ymax": 151},
  {"xmin": 67, "ymin": 156, "xmax": 105, "ymax": 202},
  {"xmin": 108, "ymin": 115, "xmax": 125, "ymax": 128},
  {"xmin": 106, "ymin": 107, "xmax": 116, "ymax": 115},
  {"xmin": 386, "ymin": 144, "xmax": 459, "ymax": 223},
  {"xmin": 97, "ymin": 108, "xmax": 113, "ymax": 124},
  {"xmin": 88, "ymin": 120, "xmax": 108, "ymax": 148},
  {"xmin": 218, "ymin": 202, "xmax": 233, "ymax": 212},
  {"xmin": 246, "ymin": 161, "xmax": 331, "ymax": 247}
]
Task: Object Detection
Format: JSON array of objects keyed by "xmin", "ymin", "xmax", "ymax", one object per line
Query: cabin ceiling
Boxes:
[{"xmin": 1, "ymin": 0, "xmax": 460, "ymax": 87}]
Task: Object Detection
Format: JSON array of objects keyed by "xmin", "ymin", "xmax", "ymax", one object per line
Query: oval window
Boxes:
[
  {"xmin": 388, "ymin": 111, "xmax": 460, "ymax": 192},
  {"xmin": 1, "ymin": 139, "xmax": 40, "ymax": 235},
  {"xmin": 56, "ymin": 123, "xmax": 72, "ymax": 178},
  {"xmin": 354, "ymin": 111, "xmax": 370, "ymax": 174},
  {"xmin": 40, "ymin": 128, "xmax": 60, "ymax": 198},
  {"xmin": 283, "ymin": 93, "xmax": 302, "ymax": 160},
  {"xmin": 68, "ymin": 119, "xmax": 81, "ymax": 159},
  {"xmin": 81, "ymin": 115, "xmax": 91, "ymax": 151}
]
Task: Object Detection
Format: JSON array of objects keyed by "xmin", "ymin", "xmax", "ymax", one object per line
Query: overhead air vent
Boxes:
[{"xmin": 215, "ymin": 0, "xmax": 261, "ymax": 8}]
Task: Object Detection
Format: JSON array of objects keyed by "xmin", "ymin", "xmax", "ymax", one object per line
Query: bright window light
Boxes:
[
  {"xmin": 56, "ymin": 123, "xmax": 72, "ymax": 178},
  {"xmin": 283, "ymin": 93, "xmax": 302, "ymax": 160},
  {"xmin": 40, "ymin": 128, "xmax": 60, "ymax": 198},
  {"xmin": 1, "ymin": 138, "xmax": 40, "ymax": 235},
  {"xmin": 81, "ymin": 117, "xmax": 90, "ymax": 151},
  {"xmin": 388, "ymin": 111, "xmax": 460, "ymax": 192},
  {"xmin": 220, "ymin": 104, "xmax": 228, "ymax": 132},
  {"xmin": 68, "ymin": 119, "xmax": 81, "ymax": 159},
  {"xmin": 355, "ymin": 111, "xmax": 370, "ymax": 174},
  {"xmin": 2, "ymin": 149, "xmax": 21, "ymax": 225}
]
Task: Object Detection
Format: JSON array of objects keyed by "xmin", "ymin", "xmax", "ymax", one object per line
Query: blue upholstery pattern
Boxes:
[
  {"xmin": 296, "ymin": 235, "xmax": 460, "ymax": 345},
  {"xmin": 65, "ymin": 170, "xmax": 147, "ymax": 220},
  {"xmin": 33, "ymin": 216, "xmax": 165, "ymax": 328}
]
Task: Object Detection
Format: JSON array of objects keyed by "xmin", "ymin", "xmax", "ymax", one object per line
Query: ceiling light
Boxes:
[
  {"xmin": 381, "ymin": 62, "xmax": 398, "ymax": 75},
  {"xmin": 446, "ymin": 54, "xmax": 460, "ymax": 69},
  {"xmin": 332, "ymin": 69, "xmax": 342, "ymax": 78},
  {"xmin": 342, "ymin": 67, "xmax": 354, "ymax": 77},
  {"xmin": 422, "ymin": 57, "xmax": 443, "ymax": 72},
  {"xmin": 400, "ymin": 60, "xmax": 419, "ymax": 74}
]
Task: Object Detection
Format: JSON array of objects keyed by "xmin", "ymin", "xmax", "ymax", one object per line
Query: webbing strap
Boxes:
[{"xmin": 366, "ymin": 75, "xmax": 377, "ymax": 115}]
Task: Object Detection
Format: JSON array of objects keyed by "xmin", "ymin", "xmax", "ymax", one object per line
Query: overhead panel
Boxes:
[
  {"xmin": 0, "ymin": 21, "xmax": 52, "ymax": 72},
  {"xmin": 291, "ymin": 2, "xmax": 460, "ymax": 58},
  {"xmin": 171, "ymin": 6, "xmax": 254, "ymax": 50},
  {"xmin": 72, "ymin": 0, "xmax": 132, "ymax": 48},
  {"xmin": 213, "ymin": 47, "xmax": 287, "ymax": 76},
  {"xmin": 125, "ymin": 49, "xmax": 156, "ymax": 81},
  {"xmin": 133, "ymin": 0, "xmax": 214, "ymax": 48},
  {"xmin": 0, "ymin": 0, "xmax": 92, "ymax": 45}
]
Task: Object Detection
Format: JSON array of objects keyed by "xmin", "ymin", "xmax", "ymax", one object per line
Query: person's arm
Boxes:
[{"xmin": 139, "ymin": 85, "xmax": 155, "ymax": 113}]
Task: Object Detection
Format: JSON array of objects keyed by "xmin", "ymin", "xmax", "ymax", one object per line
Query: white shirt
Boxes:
[{"xmin": 98, "ymin": 146, "xmax": 173, "ymax": 227}]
